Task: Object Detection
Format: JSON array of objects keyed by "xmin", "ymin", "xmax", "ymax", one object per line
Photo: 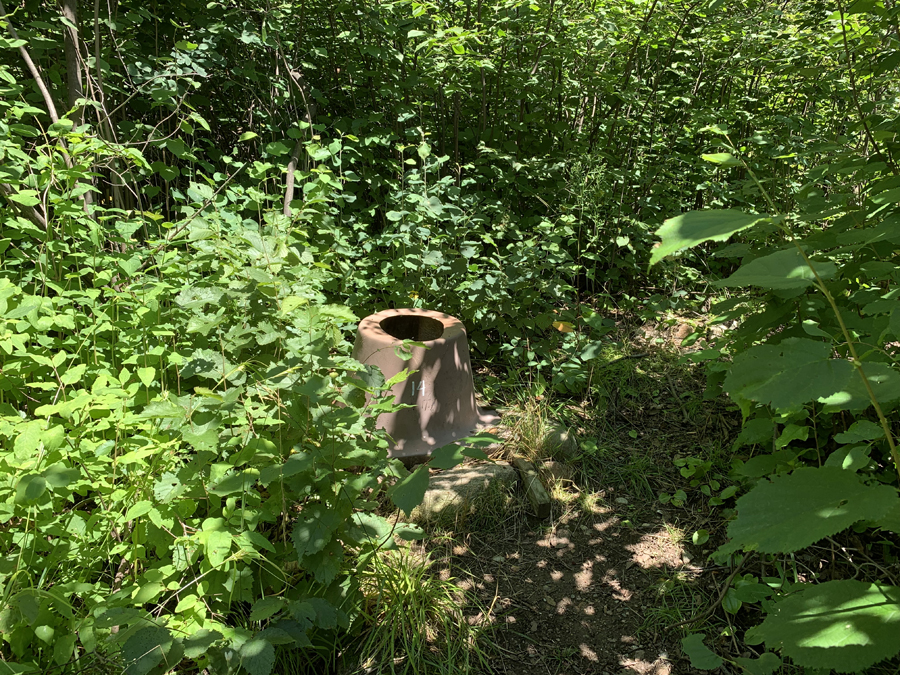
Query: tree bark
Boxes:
[{"xmin": 61, "ymin": 0, "xmax": 84, "ymax": 125}]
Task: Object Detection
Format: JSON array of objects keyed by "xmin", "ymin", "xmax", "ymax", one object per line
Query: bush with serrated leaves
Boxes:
[
  {"xmin": 0, "ymin": 108, "xmax": 448, "ymax": 673},
  {"xmin": 654, "ymin": 113, "xmax": 900, "ymax": 670}
]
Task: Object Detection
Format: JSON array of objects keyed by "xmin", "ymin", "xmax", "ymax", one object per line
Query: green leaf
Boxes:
[
  {"xmin": 824, "ymin": 445, "xmax": 871, "ymax": 472},
  {"xmin": 306, "ymin": 539, "xmax": 342, "ymax": 585},
  {"xmin": 650, "ymin": 210, "xmax": 769, "ymax": 265},
  {"xmin": 722, "ymin": 587, "xmax": 742, "ymax": 614},
  {"xmin": 292, "ymin": 504, "xmax": 341, "ymax": 559},
  {"xmin": 238, "ymin": 132, "xmax": 259, "ymax": 142},
  {"xmin": 122, "ymin": 625, "xmax": 172, "ymax": 675},
  {"xmin": 746, "ymin": 580, "xmax": 900, "ymax": 673},
  {"xmin": 15, "ymin": 475, "xmax": 46, "ymax": 504},
  {"xmin": 389, "ymin": 465, "xmax": 430, "ymax": 516},
  {"xmin": 714, "ymin": 248, "xmax": 836, "ymax": 289},
  {"xmin": 680, "ymin": 634, "xmax": 723, "ymax": 670},
  {"xmin": 183, "ymin": 629, "xmax": 222, "ymax": 659},
  {"xmin": 724, "ymin": 467, "xmax": 899, "ymax": 554},
  {"xmin": 429, "ymin": 444, "xmax": 467, "ymax": 470},
  {"xmin": 834, "ymin": 420, "xmax": 884, "ymax": 444},
  {"xmin": 820, "ymin": 362, "xmax": 900, "ymax": 412},
  {"xmin": 240, "ymin": 637, "xmax": 275, "ymax": 675},
  {"xmin": 876, "ymin": 501, "xmax": 900, "ymax": 534},
  {"xmin": 137, "ymin": 367, "xmax": 156, "ymax": 387},
  {"xmin": 733, "ymin": 582, "xmax": 773, "ymax": 603},
  {"xmin": 733, "ymin": 652, "xmax": 782, "ymax": 675},
  {"xmin": 692, "ymin": 529, "xmax": 709, "ymax": 545},
  {"xmin": 8, "ymin": 190, "xmax": 40, "ymax": 207},
  {"xmin": 125, "ymin": 500, "xmax": 153, "ymax": 522},
  {"xmin": 701, "ymin": 152, "xmax": 742, "ymax": 167},
  {"xmin": 60, "ymin": 363, "xmax": 86, "ymax": 385},
  {"xmin": 385, "ymin": 368, "xmax": 412, "ymax": 387},
  {"xmin": 307, "ymin": 598, "xmax": 338, "ymax": 629},
  {"xmin": 724, "ymin": 339, "xmax": 854, "ymax": 412},
  {"xmin": 205, "ymin": 530, "xmax": 232, "ymax": 568},
  {"xmin": 249, "ymin": 597, "xmax": 285, "ymax": 622}
]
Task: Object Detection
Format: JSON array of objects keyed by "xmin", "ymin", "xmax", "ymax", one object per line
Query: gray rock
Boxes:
[
  {"xmin": 543, "ymin": 424, "xmax": 578, "ymax": 459},
  {"xmin": 415, "ymin": 462, "xmax": 518, "ymax": 521}
]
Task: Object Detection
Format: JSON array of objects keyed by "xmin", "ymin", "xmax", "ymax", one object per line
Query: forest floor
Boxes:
[{"xmin": 420, "ymin": 314, "xmax": 743, "ymax": 674}]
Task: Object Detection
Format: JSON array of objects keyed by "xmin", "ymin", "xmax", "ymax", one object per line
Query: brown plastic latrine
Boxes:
[{"xmin": 352, "ymin": 308, "xmax": 500, "ymax": 462}]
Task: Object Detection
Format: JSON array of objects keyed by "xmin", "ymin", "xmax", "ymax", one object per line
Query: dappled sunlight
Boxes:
[{"xmin": 626, "ymin": 527, "xmax": 689, "ymax": 569}]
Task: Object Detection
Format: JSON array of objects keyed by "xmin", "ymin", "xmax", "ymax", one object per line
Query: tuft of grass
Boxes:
[{"xmin": 351, "ymin": 549, "xmax": 495, "ymax": 674}]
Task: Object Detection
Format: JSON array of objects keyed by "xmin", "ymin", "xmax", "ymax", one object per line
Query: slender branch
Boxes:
[
  {"xmin": 0, "ymin": 0, "xmax": 61, "ymax": 122},
  {"xmin": 0, "ymin": 183, "xmax": 47, "ymax": 230}
]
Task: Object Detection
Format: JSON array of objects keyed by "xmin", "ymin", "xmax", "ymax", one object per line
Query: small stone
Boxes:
[
  {"xmin": 615, "ymin": 497, "xmax": 629, "ymax": 505},
  {"xmin": 543, "ymin": 424, "xmax": 578, "ymax": 460},
  {"xmin": 530, "ymin": 620, "xmax": 538, "ymax": 632},
  {"xmin": 556, "ymin": 528, "xmax": 571, "ymax": 538}
]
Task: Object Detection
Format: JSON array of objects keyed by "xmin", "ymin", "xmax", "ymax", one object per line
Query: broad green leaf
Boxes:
[
  {"xmin": 122, "ymin": 625, "xmax": 172, "ymax": 675},
  {"xmin": 650, "ymin": 210, "xmax": 769, "ymax": 265},
  {"xmin": 733, "ymin": 582, "xmax": 773, "ymax": 603},
  {"xmin": 876, "ymin": 502, "xmax": 900, "ymax": 534},
  {"xmin": 183, "ymin": 629, "xmax": 222, "ymax": 659},
  {"xmin": 125, "ymin": 500, "xmax": 153, "ymax": 522},
  {"xmin": 714, "ymin": 248, "xmax": 836, "ymax": 289},
  {"xmin": 307, "ymin": 539, "xmax": 343, "ymax": 585},
  {"xmin": 137, "ymin": 367, "xmax": 155, "ymax": 387},
  {"xmin": 249, "ymin": 597, "xmax": 285, "ymax": 622},
  {"xmin": 385, "ymin": 368, "xmax": 412, "ymax": 387},
  {"xmin": 701, "ymin": 152, "xmax": 742, "ymax": 167},
  {"xmin": 680, "ymin": 634, "xmax": 723, "ymax": 670},
  {"xmin": 307, "ymin": 598, "xmax": 338, "ymax": 629},
  {"xmin": 746, "ymin": 580, "xmax": 900, "ymax": 673},
  {"xmin": 60, "ymin": 363, "xmax": 86, "ymax": 385},
  {"xmin": 824, "ymin": 445, "xmax": 871, "ymax": 472},
  {"xmin": 820, "ymin": 362, "xmax": 900, "ymax": 412},
  {"xmin": 389, "ymin": 464, "xmax": 430, "ymax": 516},
  {"xmin": 733, "ymin": 653, "xmax": 782, "ymax": 675},
  {"xmin": 724, "ymin": 467, "xmax": 899, "ymax": 554},
  {"xmin": 429, "ymin": 444, "xmax": 467, "ymax": 470},
  {"xmin": 724, "ymin": 339, "xmax": 854, "ymax": 412},
  {"xmin": 775, "ymin": 423, "xmax": 808, "ymax": 448},
  {"xmin": 15, "ymin": 475, "xmax": 46, "ymax": 504},
  {"xmin": 205, "ymin": 530, "xmax": 232, "ymax": 568},
  {"xmin": 292, "ymin": 504, "xmax": 341, "ymax": 559},
  {"xmin": 238, "ymin": 131, "xmax": 258, "ymax": 142},
  {"xmin": 834, "ymin": 420, "xmax": 884, "ymax": 443},
  {"xmin": 240, "ymin": 637, "xmax": 275, "ymax": 675}
]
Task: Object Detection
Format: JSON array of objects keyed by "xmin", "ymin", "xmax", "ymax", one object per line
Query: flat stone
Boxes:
[
  {"xmin": 615, "ymin": 497, "xmax": 629, "ymax": 504},
  {"xmin": 414, "ymin": 462, "xmax": 518, "ymax": 521},
  {"xmin": 543, "ymin": 424, "xmax": 578, "ymax": 460}
]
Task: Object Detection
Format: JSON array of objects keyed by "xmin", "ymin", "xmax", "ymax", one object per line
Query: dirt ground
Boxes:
[
  {"xmin": 434, "ymin": 493, "xmax": 712, "ymax": 675},
  {"xmin": 422, "ymin": 314, "xmax": 740, "ymax": 674}
]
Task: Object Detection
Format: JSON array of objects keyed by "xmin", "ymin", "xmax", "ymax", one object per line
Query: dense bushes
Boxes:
[{"xmin": 1, "ymin": 0, "xmax": 899, "ymax": 671}]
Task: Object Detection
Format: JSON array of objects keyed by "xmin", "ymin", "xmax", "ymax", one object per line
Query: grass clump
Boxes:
[{"xmin": 352, "ymin": 549, "xmax": 494, "ymax": 674}]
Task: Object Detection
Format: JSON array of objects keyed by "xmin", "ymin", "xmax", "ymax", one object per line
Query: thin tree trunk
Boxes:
[{"xmin": 61, "ymin": 0, "xmax": 84, "ymax": 124}]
